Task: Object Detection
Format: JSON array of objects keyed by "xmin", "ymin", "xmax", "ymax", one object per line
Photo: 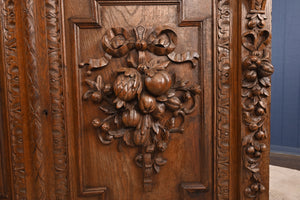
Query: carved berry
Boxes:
[
  {"xmin": 92, "ymin": 118, "xmax": 101, "ymax": 128},
  {"xmin": 101, "ymin": 122, "xmax": 110, "ymax": 132},
  {"xmin": 255, "ymin": 151, "xmax": 261, "ymax": 157},
  {"xmin": 260, "ymin": 144, "xmax": 267, "ymax": 152},
  {"xmin": 91, "ymin": 91, "xmax": 102, "ymax": 103},
  {"xmin": 256, "ymin": 107, "xmax": 265, "ymax": 116},
  {"xmin": 245, "ymin": 187, "xmax": 252, "ymax": 195},
  {"xmin": 251, "ymin": 184, "xmax": 259, "ymax": 192},
  {"xmin": 249, "ymin": 123, "xmax": 259, "ymax": 131},
  {"xmin": 246, "ymin": 146, "xmax": 255, "ymax": 154},
  {"xmin": 255, "ymin": 131, "xmax": 265, "ymax": 140}
]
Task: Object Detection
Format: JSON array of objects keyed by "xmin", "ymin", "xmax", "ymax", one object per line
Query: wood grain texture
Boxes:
[
  {"xmin": 0, "ymin": 0, "xmax": 274, "ymax": 199},
  {"xmin": 22, "ymin": 0, "xmax": 46, "ymax": 199}
]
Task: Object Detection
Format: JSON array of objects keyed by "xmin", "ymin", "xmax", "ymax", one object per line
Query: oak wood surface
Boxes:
[{"xmin": 0, "ymin": 0, "xmax": 273, "ymax": 199}]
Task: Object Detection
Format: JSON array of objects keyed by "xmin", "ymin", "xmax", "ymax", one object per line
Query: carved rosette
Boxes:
[
  {"xmin": 242, "ymin": 0, "xmax": 273, "ymax": 198},
  {"xmin": 79, "ymin": 25, "xmax": 200, "ymax": 191}
]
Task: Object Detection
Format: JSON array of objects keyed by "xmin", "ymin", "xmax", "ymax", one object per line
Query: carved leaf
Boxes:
[
  {"xmin": 123, "ymin": 130, "xmax": 134, "ymax": 147},
  {"xmin": 108, "ymin": 129, "xmax": 128, "ymax": 138},
  {"xmin": 96, "ymin": 75, "xmax": 104, "ymax": 91},
  {"xmin": 85, "ymin": 79, "xmax": 96, "ymax": 89},
  {"xmin": 155, "ymin": 157, "xmax": 167, "ymax": 166},
  {"xmin": 83, "ymin": 90, "xmax": 94, "ymax": 100},
  {"xmin": 259, "ymin": 77, "xmax": 271, "ymax": 87},
  {"xmin": 261, "ymin": 88, "xmax": 269, "ymax": 97},
  {"xmin": 153, "ymin": 164, "xmax": 160, "ymax": 173},
  {"xmin": 152, "ymin": 122, "xmax": 160, "ymax": 135}
]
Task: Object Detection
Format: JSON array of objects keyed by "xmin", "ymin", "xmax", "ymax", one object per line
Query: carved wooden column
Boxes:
[{"xmin": 240, "ymin": 0, "xmax": 273, "ymax": 199}]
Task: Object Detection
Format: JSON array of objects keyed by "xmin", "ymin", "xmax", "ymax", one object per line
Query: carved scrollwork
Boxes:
[
  {"xmin": 242, "ymin": 0, "xmax": 273, "ymax": 198},
  {"xmin": 79, "ymin": 25, "xmax": 200, "ymax": 191}
]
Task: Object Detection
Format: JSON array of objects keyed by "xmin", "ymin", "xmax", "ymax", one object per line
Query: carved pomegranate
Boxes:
[
  {"xmin": 122, "ymin": 109, "xmax": 141, "ymax": 127},
  {"xmin": 113, "ymin": 68, "xmax": 142, "ymax": 101},
  {"xmin": 145, "ymin": 71, "xmax": 172, "ymax": 96},
  {"xmin": 139, "ymin": 93, "xmax": 156, "ymax": 113}
]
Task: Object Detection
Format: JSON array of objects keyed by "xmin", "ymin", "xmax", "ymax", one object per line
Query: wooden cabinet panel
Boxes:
[
  {"xmin": 0, "ymin": 0, "xmax": 273, "ymax": 199},
  {"xmin": 65, "ymin": 1, "xmax": 211, "ymax": 199}
]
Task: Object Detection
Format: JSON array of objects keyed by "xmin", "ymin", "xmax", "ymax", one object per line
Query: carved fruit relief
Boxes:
[
  {"xmin": 79, "ymin": 26, "xmax": 200, "ymax": 192},
  {"xmin": 242, "ymin": 0, "xmax": 273, "ymax": 198}
]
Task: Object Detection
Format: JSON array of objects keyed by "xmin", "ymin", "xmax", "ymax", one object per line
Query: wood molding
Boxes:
[
  {"xmin": 45, "ymin": 0, "xmax": 70, "ymax": 199},
  {"xmin": 1, "ymin": 1, "xmax": 27, "ymax": 199},
  {"xmin": 215, "ymin": 0, "xmax": 231, "ymax": 199}
]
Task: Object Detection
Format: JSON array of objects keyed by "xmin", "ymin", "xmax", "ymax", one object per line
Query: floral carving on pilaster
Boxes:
[
  {"xmin": 79, "ymin": 25, "xmax": 200, "ymax": 192},
  {"xmin": 242, "ymin": 0, "xmax": 273, "ymax": 198}
]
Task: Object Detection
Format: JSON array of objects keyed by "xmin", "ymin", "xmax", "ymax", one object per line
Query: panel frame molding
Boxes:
[{"xmin": 68, "ymin": 0, "xmax": 209, "ymax": 197}]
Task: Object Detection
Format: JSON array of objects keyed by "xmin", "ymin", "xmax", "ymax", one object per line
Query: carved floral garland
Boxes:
[
  {"xmin": 79, "ymin": 25, "xmax": 200, "ymax": 191},
  {"xmin": 242, "ymin": 0, "xmax": 273, "ymax": 198}
]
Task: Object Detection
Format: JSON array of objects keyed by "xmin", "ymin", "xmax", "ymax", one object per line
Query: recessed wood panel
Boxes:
[{"xmin": 65, "ymin": 1, "xmax": 212, "ymax": 199}]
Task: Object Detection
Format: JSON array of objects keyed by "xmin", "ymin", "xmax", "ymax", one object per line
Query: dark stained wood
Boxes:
[{"xmin": 0, "ymin": 0, "xmax": 273, "ymax": 199}]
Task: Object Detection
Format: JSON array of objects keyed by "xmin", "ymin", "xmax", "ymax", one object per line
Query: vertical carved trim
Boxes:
[
  {"xmin": 216, "ymin": 0, "xmax": 231, "ymax": 199},
  {"xmin": 1, "ymin": 0, "xmax": 27, "ymax": 199},
  {"xmin": 23, "ymin": 0, "xmax": 46, "ymax": 199},
  {"xmin": 241, "ymin": 0, "xmax": 273, "ymax": 198},
  {"xmin": 45, "ymin": 0, "xmax": 69, "ymax": 199}
]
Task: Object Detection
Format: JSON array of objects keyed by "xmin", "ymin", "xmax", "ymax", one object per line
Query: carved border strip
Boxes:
[
  {"xmin": 1, "ymin": 0, "xmax": 27, "ymax": 199},
  {"xmin": 216, "ymin": 0, "xmax": 231, "ymax": 199},
  {"xmin": 241, "ymin": 0, "xmax": 273, "ymax": 199},
  {"xmin": 22, "ymin": 0, "xmax": 47, "ymax": 199},
  {"xmin": 45, "ymin": 0, "xmax": 69, "ymax": 199}
]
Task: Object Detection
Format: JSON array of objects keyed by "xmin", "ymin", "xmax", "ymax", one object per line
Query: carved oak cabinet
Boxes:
[{"xmin": 0, "ymin": 0, "xmax": 274, "ymax": 199}]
